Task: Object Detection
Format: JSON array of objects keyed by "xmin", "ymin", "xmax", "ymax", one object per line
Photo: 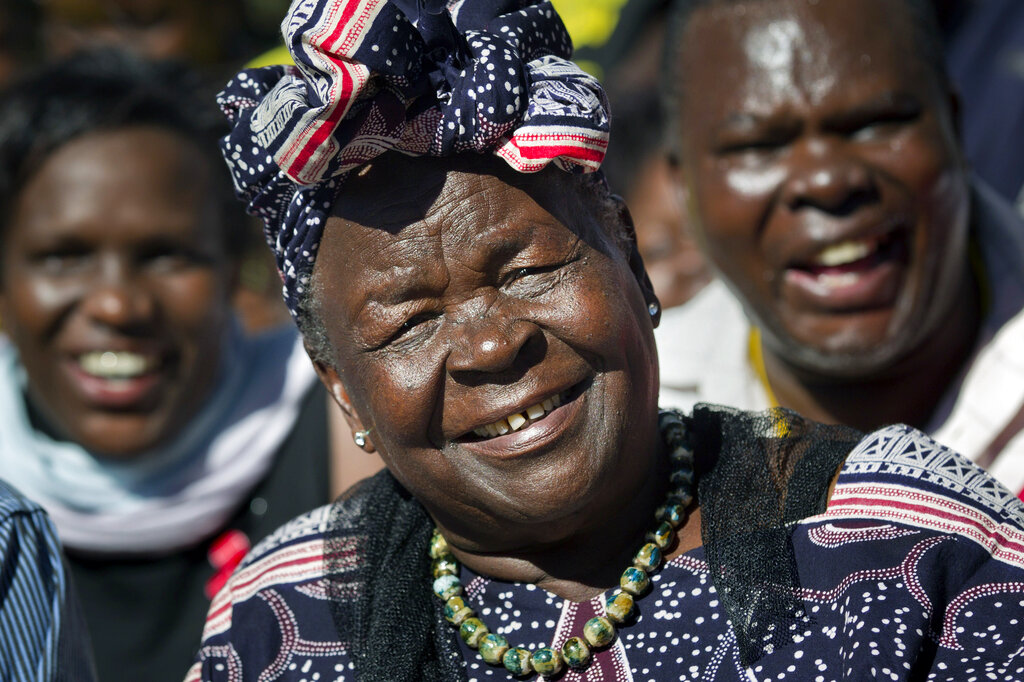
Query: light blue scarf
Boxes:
[{"xmin": 0, "ymin": 322, "xmax": 317, "ymax": 555}]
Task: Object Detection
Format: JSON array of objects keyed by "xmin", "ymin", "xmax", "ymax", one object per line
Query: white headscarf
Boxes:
[{"xmin": 0, "ymin": 322, "xmax": 317, "ymax": 555}]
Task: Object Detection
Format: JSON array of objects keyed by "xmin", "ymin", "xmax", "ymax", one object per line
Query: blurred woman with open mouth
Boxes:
[
  {"xmin": 0, "ymin": 51, "xmax": 332, "ymax": 681},
  {"xmin": 188, "ymin": 1, "xmax": 1024, "ymax": 680}
]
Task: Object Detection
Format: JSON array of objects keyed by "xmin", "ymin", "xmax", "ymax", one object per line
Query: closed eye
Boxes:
[
  {"xmin": 32, "ymin": 245, "xmax": 92, "ymax": 274},
  {"xmin": 829, "ymin": 93, "xmax": 923, "ymax": 140},
  {"xmin": 847, "ymin": 109, "xmax": 921, "ymax": 140},
  {"xmin": 501, "ymin": 258, "xmax": 577, "ymax": 298},
  {"xmin": 714, "ymin": 129, "xmax": 797, "ymax": 157},
  {"xmin": 509, "ymin": 263, "xmax": 562, "ymax": 282},
  {"xmin": 385, "ymin": 311, "xmax": 442, "ymax": 350}
]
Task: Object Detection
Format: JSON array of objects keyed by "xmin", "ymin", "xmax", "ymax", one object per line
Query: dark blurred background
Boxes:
[{"xmin": 2, "ymin": 0, "xmax": 1023, "ymax": 317}]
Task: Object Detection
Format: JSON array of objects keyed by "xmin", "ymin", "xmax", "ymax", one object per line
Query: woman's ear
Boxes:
[
  {"xmin": 312, "ymin": 357, "xmax": 376, "ymax": 453},
  {"xmin": 611, "ymin": 195, "xmax": 662, "ymax": 328}
]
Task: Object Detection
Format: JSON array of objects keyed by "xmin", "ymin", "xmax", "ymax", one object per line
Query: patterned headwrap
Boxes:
[{"xmin": 218, "ymin": 0, "xmax": 611, "ymax": 319}]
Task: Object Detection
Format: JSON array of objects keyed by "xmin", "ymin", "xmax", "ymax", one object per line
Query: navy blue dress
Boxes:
[{"xmin": 188, "ymin": 424, "xmax": 1024, "ymax": 681}]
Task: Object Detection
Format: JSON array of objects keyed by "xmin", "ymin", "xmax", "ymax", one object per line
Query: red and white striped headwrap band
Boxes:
[{"xmin": 217, "ymin": 0, "xmax": 610, "ymax": 320}]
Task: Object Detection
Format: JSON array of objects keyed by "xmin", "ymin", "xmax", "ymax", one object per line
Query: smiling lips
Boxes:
[
  {"xmin": 78, "ymin": 350, "xmax": 158, "ymax": 380},
  {"xmin": 472, "ymin": 391, "xmax": 567, "ymax": 438},
  {"xmin": 67, "ymin": 350, "xmax": 165, "ymax": 408},
  {"xmin": 784, "ymin": 229, "xmax": 908, "ymax": 307}
]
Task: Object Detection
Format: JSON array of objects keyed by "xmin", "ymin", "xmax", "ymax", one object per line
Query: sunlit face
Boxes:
[
  {"xmin": 675, "ymin": 0, "xmax": 969, "ymax": 375},
  {"xmin": 313, "ymin": 154, "xmax": 661, "ymax": 549},
  {"xmin": 0, "ymin": 127, "xmax": 235, "ymax": 457}
]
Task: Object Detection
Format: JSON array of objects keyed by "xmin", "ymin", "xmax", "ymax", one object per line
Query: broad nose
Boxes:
[
  {"xmin": 447, "ymin": 311, "xmax": 544, "ymax": 379},
  {"xmin": 80, "ymin": 258, "xmax": 156, "ymax": 329},
  {"xmin": 780, "ymin": 140, "xmax": 877, "ymax": 214}
]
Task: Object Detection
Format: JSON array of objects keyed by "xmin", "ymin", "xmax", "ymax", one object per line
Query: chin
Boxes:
[
  {"xmin": 764, "ymin": 298, "xmax": 929, "ymax": 379},
  {"xmin": 76, "ymin": 417, "xmax": 170, "ymax": 459},
  {"xmin": 771, "ymin": 323, "xmax": 921, "ymax": 380}
]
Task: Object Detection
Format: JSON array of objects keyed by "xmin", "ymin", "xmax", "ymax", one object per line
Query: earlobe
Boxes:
[{"xmin": 312, "ymin": 358, "xmax": 377, "ymax": 453}]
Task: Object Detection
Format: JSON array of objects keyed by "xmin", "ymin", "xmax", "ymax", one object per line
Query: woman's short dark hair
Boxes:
[
  {"xmin": 662, "ymin": 0, "xmax": 951, "ymax": 153},
  {"xmin": 0, "ymin": 48, "xmax": 247, "ymax": 252}
]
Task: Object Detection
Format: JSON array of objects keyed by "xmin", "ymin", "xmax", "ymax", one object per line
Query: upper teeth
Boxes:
[
  {"xmin": 79, "ymin": 351, "xmax": 154, "ymax": 379},
  {"xmin": 473, "ymin": 392, "xmax": 565, "ymax": 438},
  {"xmin": 811, "ymin": 240, "xmax": 874, "ymax": 268}
]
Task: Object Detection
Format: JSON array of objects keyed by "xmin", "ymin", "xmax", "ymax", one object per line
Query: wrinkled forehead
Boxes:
[
  {"xmin": 318, "ymin": 153, "xmax": 595, "ymax": 290},
  {"xmin": 681, "ymin": 0, "xmax": 932, "ymax": 111}
]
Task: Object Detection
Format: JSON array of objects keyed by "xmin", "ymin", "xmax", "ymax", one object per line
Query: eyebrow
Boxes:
[
  {"xmin": 820, "ymin": 90, "xmax": 923, "ymax": 127},
  {"xmin": 352, "ymin": 264, "xmax": 450, "ymax": 315},
  {"xmin": 713, "ymin": 108, "xmax": 798, "ymax": 134},
  {"xmin": 711, "ymin": 89, "xmax": 922, "ymax": 134}
]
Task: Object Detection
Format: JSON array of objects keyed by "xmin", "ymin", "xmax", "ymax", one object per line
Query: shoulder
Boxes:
[
  {"xmin": 828, "ymin": 424, "xmax": 1024, "ymax": 552},
  {"xmin": 0, "ymin": 480, "xmax": 88, "ymax": 681},
  {"xmin": 0, "ymin": 479, "xmax": 61, "ymax": 554},
  {"xmin": 187, "ymin": 491, "xmax": 376, "ymax": 682},
  {"xmin": 804, "ymin": 424, "xmax": 1024, "ymax": 675},
  {"xmin": 0, "ymin": 479, "xmax": 47, "ymax": 519}
]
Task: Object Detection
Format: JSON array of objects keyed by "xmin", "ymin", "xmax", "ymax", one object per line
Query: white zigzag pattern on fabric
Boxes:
[
  {"xmin": 821, "ymin": 426, "xmax": 1024, "ymax": 569},
  {"xmin": 841, "ymin": 424, "xmax": 1024, "ymax": 519}
]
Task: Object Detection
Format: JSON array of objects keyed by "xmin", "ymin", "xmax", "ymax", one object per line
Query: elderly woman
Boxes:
[
  {"xmin": 0, "ymin": 51, "xmax": 332, "ymax": 681},
  {"xmin": 189, "ymin": 1, "xmax": 1024, "ymax": 680}
]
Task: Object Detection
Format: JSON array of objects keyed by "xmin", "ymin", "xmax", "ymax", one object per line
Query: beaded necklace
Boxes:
[{"xmin": 429, "ymin": 410, "xmax": 696, "ymax": 678}]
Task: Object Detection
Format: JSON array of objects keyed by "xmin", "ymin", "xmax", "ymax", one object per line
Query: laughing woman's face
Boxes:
[
  {"xmin": 0, "ymin": 127, "xmax": 236, "ymax": 458},
  {"xmin": 312, "ymin": 154, "xmax": 662, "ymax": 550},
  {"xmin": 674, "ymin": 0, "xmax": 969, "ymax": 375}
]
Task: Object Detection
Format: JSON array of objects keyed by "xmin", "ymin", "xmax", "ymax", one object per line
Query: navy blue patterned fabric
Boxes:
[
  {"xmin": 189, "ymin": 424, "xmax": 1024, "ymax": 681},
  {"xmin": 217, "ymin": 0, "xmax": 609, "ymax": 321}
]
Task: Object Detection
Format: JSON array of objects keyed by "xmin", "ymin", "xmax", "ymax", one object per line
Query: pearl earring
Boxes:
[
  {"xmin": 648, "ymin": 301, "xmax": 660, "ymax": 317},
  {"xmin": 353, "ymin": 429, "xmax": 371, "ymax": 449}
]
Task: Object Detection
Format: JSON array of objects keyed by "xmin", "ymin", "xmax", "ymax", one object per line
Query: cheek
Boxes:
[
  {"xmin": 155, "ymin": 271, "xmax": 233, "ymax": 339},
  {"xmin": 0, "ymin": 274, "xmax": 69, "ymax": 341},
  {"xmin": 691, "ymin": 158, "xmax": 777, "ymax": 269},
  {"xmin": 350, "ymin": 349, "xmax": 445, "ymax": 450},
  {"xmin": 851, "ymin": 117, "xmax": 961, "ymax": 212},
  {"xmin": 868, "ymin": 132, "xmax": 969, "ymax": 280},
  {"xmin": 567, "ymin": 263, "xmax": 656, "ymax": 383}
]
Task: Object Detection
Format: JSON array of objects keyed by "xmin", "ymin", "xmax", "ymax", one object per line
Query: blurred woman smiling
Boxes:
[
  {"xmin": 0, "ymin": 51, "xmax": 332, "ymax": 681},
  {"xmin": 190, "ymin": 1, "xmax": 1024, "ymax": 680}
]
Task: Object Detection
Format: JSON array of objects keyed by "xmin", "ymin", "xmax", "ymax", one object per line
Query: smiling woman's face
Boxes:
[
  {"xmin": 312, "ymin": 154, "xmax": 661, "ymax": 549},
  {"xmin": 0, "ymin": 126, "xmax": 235, "ymax": 458}
]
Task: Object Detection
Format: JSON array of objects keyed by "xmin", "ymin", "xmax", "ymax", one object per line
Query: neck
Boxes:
[
  {"xmin": 762, "ymin": 260, "xmax": 982, "ymax": 433},
  {"xmin": 439, "ymin": 427, "xmax": 673, "ymax": 603}
]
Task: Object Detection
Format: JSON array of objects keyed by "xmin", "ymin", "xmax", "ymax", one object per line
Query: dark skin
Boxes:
[
  {"xmin": 630, "ymin": 153, "xmax": 710, "ymax": 310},
  {"xmin": 0, "ymin": 126, "xmax": 236, "ymax": 458},
  {"xmin": 673, "ymin": 0, "xmax": 980, "ymax": 431},
  {"xmin": 312, "ymin": 153, "xmax": 701, "ymax": 601}
]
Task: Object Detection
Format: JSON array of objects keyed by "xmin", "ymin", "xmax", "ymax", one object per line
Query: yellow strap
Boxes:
[
  {"xmin": 747, "ymin": 327, "xmax": 780, "ymax": 408},
  {"xmin": 246, "ymin": 45, "xmax": 294, "ymax": 69}
]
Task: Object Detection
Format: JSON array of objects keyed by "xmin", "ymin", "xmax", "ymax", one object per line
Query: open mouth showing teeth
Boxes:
[
  {"xmin": 78, "ymin": 351, "xmax": 157, "ymax": 380},
  {"xmin": 791, "ymin": 230, "xmax": 909, "ymax": 284},
  {"xmin": 471, "ymin": 390, "xmax": 572, "ymax": 439}
]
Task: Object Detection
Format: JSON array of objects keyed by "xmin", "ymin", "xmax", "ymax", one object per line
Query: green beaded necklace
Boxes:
[{"xmin": 429, "ymin": 410, "xmax": 696, "ymax": 678}]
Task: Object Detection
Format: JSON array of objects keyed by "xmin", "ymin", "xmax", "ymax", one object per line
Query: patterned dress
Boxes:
[{"xmin": 187, "ymin": 424, "xmax": 1024, "ymax": 681}]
